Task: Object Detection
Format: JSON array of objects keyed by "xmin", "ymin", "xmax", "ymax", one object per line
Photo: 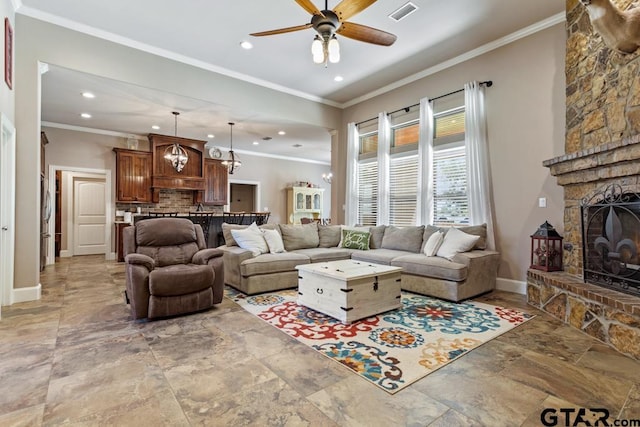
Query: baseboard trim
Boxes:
[
  {"xmin": 496, "ymin": 277, "xmax": 526, "ymax": 295},
  {"xmin": 12, "ymin": 284, "xmax": 42, "ymax": 304},
  {"xmin": 107, "ymin": 252, "xmax": 116, "ymax": 261},
  {"xmin": 60, "ymin": 250, "xmax": 72, "ymax": 258}
]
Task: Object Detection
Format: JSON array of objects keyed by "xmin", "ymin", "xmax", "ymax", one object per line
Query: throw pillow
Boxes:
[
  {"xmin": 278, "ymin": 223, "xmax": 320, "ymax": 251},
  {"xmin": 338, "ymin": 226, "xmax": 370, "ymax": 247},
  {"xmin": 230, "ymin": 223, "xmax": 268, "ymax": 256},
  {"xmin": 423, "ymin": 230, "xmax": 444, "ymax": 257},
  {"xmin": 262, "ymin": 228, "xmax": 286, "ymax": 254},
  {"xmin": 436, "ymin": 227, "xmax": 480, "ymax": 260},
  {"xmin": 381, "ymin": 225, "xmax": 425, "ymax": 253},
  {"xmin": 340, "ymin": 229, "xmax": 370, "ymax": 250}
]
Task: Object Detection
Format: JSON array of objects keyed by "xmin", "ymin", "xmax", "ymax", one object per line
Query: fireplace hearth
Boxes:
[{"xmin": 582, "ymin": 184, "xmax": 640, "ymax": 297}]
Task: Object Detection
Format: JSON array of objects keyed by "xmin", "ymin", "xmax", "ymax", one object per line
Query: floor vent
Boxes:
[{"xmin": 389, "ymin": 2, "xmax": 418, "ymax": 22}]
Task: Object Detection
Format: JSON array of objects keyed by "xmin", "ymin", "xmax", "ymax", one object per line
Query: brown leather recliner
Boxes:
[{"xmin": 123, "ymin": 218, "xmax": 224, "ymax": 320}]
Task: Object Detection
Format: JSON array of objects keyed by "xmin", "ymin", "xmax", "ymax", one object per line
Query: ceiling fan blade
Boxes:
[
  {"xmin": 295, "ymin": 0, "xmax": 325, "ymax": 17},
  {"xmin": 250, "ymin": 23, "xmax": 313, "ymax": 37},
  {"xmin": 337, "ymin": 22, "xmax": 397, "ymax": 46},
  {"xmin": 333, "ymin": 0, "xmax": 376, "ymax": 21}
]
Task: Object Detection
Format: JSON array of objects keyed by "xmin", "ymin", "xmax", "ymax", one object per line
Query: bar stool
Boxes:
[
  {"xmin": 218, "ymin": 212, "xmax": 245, "ymax": 246},
  {"xmin": 189, "ymin": 212, "xmax": 215, "ymax": 247},
  {"xmin": 252, "ymin": 211, "xmax": 270, "ymax": 226}
]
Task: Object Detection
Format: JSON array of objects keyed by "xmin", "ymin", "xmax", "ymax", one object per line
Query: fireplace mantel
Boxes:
[{"xmin": 544, "ymin": 135, "xmax": 640, "ymax": 186}]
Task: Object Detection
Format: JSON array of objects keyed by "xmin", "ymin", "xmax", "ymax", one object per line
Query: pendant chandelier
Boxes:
[
  {"xmin": 221, "ymin": 122, "xmax": 242, "ymax": 174},
  {"xmin": 163, "ymin": 111, "xmax": 188, "ymax": 172}
]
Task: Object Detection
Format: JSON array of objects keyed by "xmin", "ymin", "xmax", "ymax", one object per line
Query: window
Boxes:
[
  {"xmin": 389, "ymin": 153, "xmax": 418, "ymax": 225},
  {"xmin": 432, "ymin": 107, "xmax": 468, "ymax": 226},
  {"xmin": 357, "ymin": 159, "xmax": 378, "ymax": 226}
]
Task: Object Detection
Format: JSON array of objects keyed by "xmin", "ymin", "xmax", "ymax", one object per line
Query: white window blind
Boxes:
[
  {"xmin": 389, "ymin": 154, "xmax": 418, "ymax": 226},
  {"xmin": 433, "ymin": 145, "xmax": 469, "ymax": 226},
  {"xmin": 357, "ymin": 160, "xmax": 378, "ymax": 226}
]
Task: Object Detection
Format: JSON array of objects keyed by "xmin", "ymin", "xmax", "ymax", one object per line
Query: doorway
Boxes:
[
  {"xmin": 229, "ymin": 179, "xmax": 261, "ymax": 212},
  {"xmin": 47, "ymin": 166, "xmax": 112, "ymax": 265},
  {"xmin": 0, "ymin": 114, "xmax": 16, "ymax": 311}
]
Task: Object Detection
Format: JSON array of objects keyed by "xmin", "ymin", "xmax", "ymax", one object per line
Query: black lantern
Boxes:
[{"xmin": 530, "ymin": 221, "xmax": 563, "ymax": 272}]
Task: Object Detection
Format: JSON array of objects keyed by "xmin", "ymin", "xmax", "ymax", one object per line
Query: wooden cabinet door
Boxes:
[
  {"xmin": 203, "ymin": 159, "xmax": 228, "ymax": 205},
  {"xmin": 114, "ymin": 149, "xmax": 152, "ymax": 202}
]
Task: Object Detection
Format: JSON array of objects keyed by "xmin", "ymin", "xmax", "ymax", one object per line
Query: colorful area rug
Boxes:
[{"xmin": 225, "ymin": 287, "xmax": 534, "ymax": 394}]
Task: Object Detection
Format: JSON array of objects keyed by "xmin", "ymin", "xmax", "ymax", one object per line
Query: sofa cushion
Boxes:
[
  {"xmin": 222, "ymin": 223, "xmax": 278, "ymax": 247},
  {"xmin": 436, "ymin": 227, "xmax": 480, "ymax": 260},
  {"xmin": 351, "ymin": 248, "xmax": 412, "ymax": 265},
  {"xmin": 231, "ymin": 223, "xmax": 269, "ymax": 256},
  {"xmin": 278, "ymin": 223, "xmax": 319, "ymax": 250},
  {"xmin": 292, "ymin": 247, "xmax": 353, "ymax": 263},
  {"xmin": 391, "ymin": 254, "xmax": 468, "ymax": 282},
  {"xmin": 262, "ymin": 228, "xmax": 286, "ymax": 253},
  {"xmin": 459, "ymin": 224, "xmax": 488, "ymax": 250},
  {"xmin": 341, "ymin": 229, "xmax": 370, "ymax": 250},
  {"xmin": 318, "ymin": 225, "xmax": 341, "ymax": 248},
  {"xmin": 369, "ymin": 225, "xmax": 386, "ymax": 249},
  {"xmin": 149, "ymin": 264, "xmax": 213, "ymax": 296},
  {"xmin": 381, "ymin": 225, "xmax": 425, "ymax": 253},
  {"xmin": 136, "ymin": 218, "xmax": 196, "ymax": 246},
  {"xmin": 240, "ymin": 252, "xmax": 310, "ymax": 276}
]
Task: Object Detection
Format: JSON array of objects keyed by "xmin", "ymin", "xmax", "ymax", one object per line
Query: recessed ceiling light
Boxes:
[
  {"xmin": 278, "ymin": 131, "xmax": 286, "ymax": 135},
  {"xmin": 253, "ymin": 141, "xmax": 259, "ymax": 145},
  {"xmin": 82, "ymin": 92, "xmax": 95, "ymax": 99},
  {"xmin": 334, "ymin": 75, "xmax": 344, "ymax": 82},
  {"xmin": 152, "ymin": 125, "xmax": 160, "ymax": 130},
  {"xmin": 80, "ymin": 113, "xmax": 92, "ymax": 119},
  {"xmin": 207, "ymin": 134, "xmax": 215, "ymax": 138},
  {"xmin": 240, "ymin": 41, "xmax": 253, "ymax": 50}
]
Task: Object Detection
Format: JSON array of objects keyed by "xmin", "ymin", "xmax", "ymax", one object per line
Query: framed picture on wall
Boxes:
[{"xmin": 4, "ymin": 17, "xmax": 12, "ymax": 90}]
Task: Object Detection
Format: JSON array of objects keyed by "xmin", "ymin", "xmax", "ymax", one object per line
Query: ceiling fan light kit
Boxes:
[{"xmin": 251, "ymin": 0, "xmax": 396, "ymax": 67}]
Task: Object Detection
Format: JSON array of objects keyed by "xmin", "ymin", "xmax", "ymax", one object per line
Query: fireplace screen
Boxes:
[{"xmin": 581, "ymin": 184, "xmax": 640, "ymax": 297}]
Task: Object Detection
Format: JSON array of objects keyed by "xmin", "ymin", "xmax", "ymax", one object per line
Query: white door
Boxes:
[
  {"xmin": 0, "ymin": 114, "xmax": 16, "ymax": 312},
  {"xmin": 73, "ymin": 178, "xmax": 106, "ymax": 255}
]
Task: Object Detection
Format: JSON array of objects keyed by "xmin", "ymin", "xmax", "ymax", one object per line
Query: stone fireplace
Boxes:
[{"xmin": 526, "ymin": 0, "xmax": 640, "ymax": 359}]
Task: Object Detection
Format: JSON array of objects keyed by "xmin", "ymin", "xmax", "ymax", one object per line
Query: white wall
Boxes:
[{"xmin": 338, "ymin": 24, "xmax": 567, "ymax": 282}]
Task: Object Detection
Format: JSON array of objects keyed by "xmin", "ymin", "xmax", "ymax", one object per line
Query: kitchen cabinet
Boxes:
[
  {"xmin": 113, "ymin": 148, "xmax": 152, "ymax": 202},
  {"xmin": 286, "ymin": 186, "xmax": 324, "ymax": 224},
  {"xmin": 202, "ymin": 159, "xmax": 228, "ymax": 205}
]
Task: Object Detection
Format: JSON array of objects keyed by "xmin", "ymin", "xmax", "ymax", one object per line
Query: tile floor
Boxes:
[{"xmin": 1, "ymin": 255, "xmax": 640, "ymax": 426}]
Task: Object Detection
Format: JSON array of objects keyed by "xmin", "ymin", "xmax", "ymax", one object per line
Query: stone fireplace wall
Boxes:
[
  {"xmin": 561, "ymin": 0, "xmax": 640, "ymax": 274},
  {"xmin": 526, "ymin": 0, "xmax": 640, "ymax": 360}
]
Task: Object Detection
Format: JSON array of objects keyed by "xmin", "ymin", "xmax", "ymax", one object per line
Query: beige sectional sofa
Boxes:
[{"xmin": 219, "ymin": 222, "xmax": 500, "ymax": 302}]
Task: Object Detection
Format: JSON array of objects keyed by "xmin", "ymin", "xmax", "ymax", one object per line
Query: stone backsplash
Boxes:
[
  {"xmin": 566, "ymin": 0, "xmax": 640, "ymax": 153},
  {"xmin": 116, "ymin": 189, "xmax": 222, "ymax": 214}
]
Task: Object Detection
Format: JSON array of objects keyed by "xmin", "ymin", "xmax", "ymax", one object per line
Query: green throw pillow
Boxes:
[{"xmin": 341, "ymin": 229, "xmax": 370, "ymax": 250}]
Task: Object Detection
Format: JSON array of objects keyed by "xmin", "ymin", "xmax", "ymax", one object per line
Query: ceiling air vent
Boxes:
[{"xmin": 389, "ymin": 2, "xmax": 418, "ymax": 22}]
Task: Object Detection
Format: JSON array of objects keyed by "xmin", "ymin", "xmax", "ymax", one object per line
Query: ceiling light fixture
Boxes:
[
  {"xmin": 221, "ymin": 122, "xmax": 242, "ymax": 174},
  {"xmin": 334, "ymin": 75, "xmax": 344, "ymax": 82},
  {"xmin": 80, "ymin": 113, "xmax": 91, "ymax": 118},
  {"xmin": 253, "ymin": 141, "xmax": 259, "ymax": 146},
  {"xmin": 163, "ymin": 111, "xmax": 189, "ymax": 173},
  {"xmin": 240, "ymin": 41, "xmax": 253, "ymax": 50},
  {"xmin": 278, "ymin": 131, "xmax": 286, "ymax": 135},
  {"xmin": 152, "ymin": 125, "xmax": 160, "ymax": 130},
  {"xmin": 322, "ymin": 172, "xmax": 333, "ymax": 184},
  {"xmin": 312, "ymin": 34, "xmax": 340, "ymax": 66},
  {"xmin": 207, "ymin": 134, "xmax": 215, "ymax": 138},
  {"xmin": 82, "ymin": 92, "xmax": 95, "ymax": 99}
]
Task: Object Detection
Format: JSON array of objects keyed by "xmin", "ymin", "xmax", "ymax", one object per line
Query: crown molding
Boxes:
[
  {"xmin": 16, "ymin": 6, "xmax": 342, "ymax": 109},
  {"xmin": 341, "ymin": 12, "xmax": 566, "ymax": 108},
  {"xmin": 11, "ymin": 0, "xmax": 22, "ymax": 13},
  {"xmin": 224, "ymin": 148, "xmax": 330, "ymax": 165}
]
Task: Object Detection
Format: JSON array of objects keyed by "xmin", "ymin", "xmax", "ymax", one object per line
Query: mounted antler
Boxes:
[{"xmin": 580, "ymin": 0, "xmax": 640, "ymax": 53}]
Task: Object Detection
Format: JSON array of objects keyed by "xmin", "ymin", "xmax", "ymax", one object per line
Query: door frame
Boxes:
[
  {"xmin": 0, "ymin": 114, "xmax": 16, "ymax": 309},
  {"xmin": 47, "ymin": 165, "xmax": 113, "ymax": 265},
  {"xmin": 228, "ymin": 179, "xmax": 261, "ymax": 212}
]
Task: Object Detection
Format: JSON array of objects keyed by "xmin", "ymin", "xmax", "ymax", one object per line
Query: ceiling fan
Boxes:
[{"xmin": 250, "ymin": 0, "xmax": 397, "ymax": 65}]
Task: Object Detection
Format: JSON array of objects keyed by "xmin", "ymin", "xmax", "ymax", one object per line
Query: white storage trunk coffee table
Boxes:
[{"xmin": 296, "ymin": 259, "xmax": 402, "ymax": 323}]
